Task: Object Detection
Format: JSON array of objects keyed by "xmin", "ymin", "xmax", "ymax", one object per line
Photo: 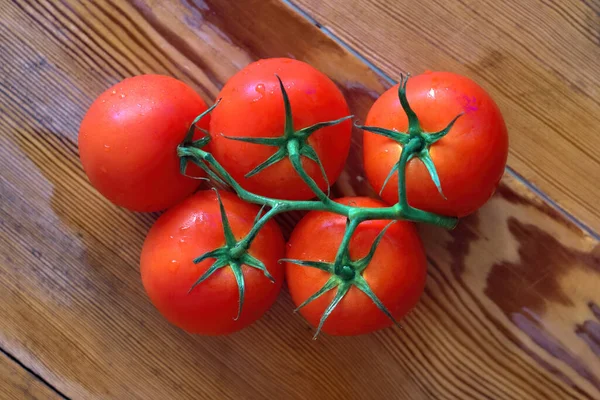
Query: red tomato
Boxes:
[
  {"xmin": 78, "ymin": 74, "xmax": 210, "ymax": 212},
  {"xmin": 209, "ymin": 58, "xmax": 352, "ymax": 200},
  {"xmin": 363, "ymin": 71, "xmax": 508, "ymax": 217},
  {"xmin": 141, "ymin": 190, "xmax": 285, "ymax": 335},
  {"xmin": 285, "ymin": 197, "xmax": 426, "ymax": 336}
]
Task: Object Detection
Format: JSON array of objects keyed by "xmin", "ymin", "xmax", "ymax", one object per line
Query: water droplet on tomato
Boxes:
[
  {"xmin": 120, "ymin": 94, "xmax": 126, "ymax": 99},
  {"xmin": 169, "ymin": 259, "xmax": 179, "ymax": 272},
  {"xmin": 111, "ymin": 90, "xmax": 116, "ymax": 95},
  {"xmin": 253, "ymin": 84, "xmax": 265, "ymax": 102},
  {"xmin": 104, "ymin": 144, "xmax": 110, "ymax": 152},
  {"xmin": 169, "ymin": 235, "xmax": 174, "ymax": 239}
]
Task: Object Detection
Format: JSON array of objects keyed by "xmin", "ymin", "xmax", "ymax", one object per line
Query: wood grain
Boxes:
[
  {"xmin": 0, "ymin": 0, "xmax": 599, "ymax": 399},
  {"xmin": 0, "ymin": 351, "xmax": 63, "ymax": 400},
  {"xmin": 292, "ymin": 0, "xmax": 600, "ymax": 233}
]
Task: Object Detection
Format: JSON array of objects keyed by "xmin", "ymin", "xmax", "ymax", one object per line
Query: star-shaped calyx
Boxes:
[
  {"xmin": 356, "ymin": 74, "xmax": 463, "ymax": 199},
  {"xmin": 188, "ymin": 189, "xmax": 274, "ymax": 320},
  {"xmin": 282, "ymin": 220, "xmax": 398, "ymax": 339},
  {"xmin": 223, "ymin": 75, "xmax": 352, "ymax": 197}
]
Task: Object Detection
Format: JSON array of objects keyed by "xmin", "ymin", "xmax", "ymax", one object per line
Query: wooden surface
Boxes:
[
  {"xmin": 0, "ymin": 351, "xmax": 62, "ymax": 400},
  {"xmin": 293, "ymin": 0, "xmax": 600, "ymax": 233},
  {"xmin": 0, "ymin": 0, "xmax": 599, "ymax": 399}
]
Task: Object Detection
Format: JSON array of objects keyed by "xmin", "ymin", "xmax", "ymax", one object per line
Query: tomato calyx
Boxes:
[
  {"xmin": 189, "ymin": 189, "xmax": 275, "ymax": 320},
  {"xmin": 356, "ymin": 74, "xmax": 464, "ymax": 200},
  {"xmin": 282, "ymin": 219, "xmax": 397, "ymax": 339},
  {"xmin": 221, "ymin": 75, "xmax": 352, "ymax": 199}
]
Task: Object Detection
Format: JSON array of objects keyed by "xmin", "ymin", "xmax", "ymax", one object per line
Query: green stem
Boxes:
[
  {"xmin": 396, "ymin": 137, "xmax": 423, "ymax": 210},
  {"xmin": 178, "ymin": 145, "xmax": 456, "ymax": 229},
  {"xmin": 333, "ymin": 219, "xmax": 360, "ymax": 275},
  {"xmin": 231, "ymin": 206, "xmax": 282, "ymax": 257}
]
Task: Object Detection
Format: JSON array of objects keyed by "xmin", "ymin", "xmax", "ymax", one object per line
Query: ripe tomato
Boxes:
[
  {"xmin": 209, "ymin": 58, "xmax": 352, "ymax": 200},
  {"xmin": 141, "ymin": 190, "xmax": 285, "ymax": 335},
  {"xmin": 78, "ymin": 74, "xmax": 210, "ymax": 212},
  {"xmin": 285, "ymin": 197, "xmax": 426, "ymax": 336},
  {"xmin": 363, "ymin": 71, "xmax": 508, "ymax": 217}
]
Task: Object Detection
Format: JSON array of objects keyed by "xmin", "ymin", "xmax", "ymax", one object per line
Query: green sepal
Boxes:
[
  {"xmin": 294, "ymin": 275, "xmax": 339, "ymax": 313},
  {"xmin": 354, "ymin": 221, "xmax": 395, "ymax": 272},
  {"xmin": 355, "ymin": 124, "xmax": 410, "ymax": 144},
  {"xmin": 221, "ymin": 135, "xmax": 285, "ymax": 146},
  {"xmin": 275, "ymin": 74, "xmax": 295, "ymax": 137},
  {"xmin": 213, "ymin": 188, "xmax": 236, "ymax": 247},
  {"xmin": 418, "ymin": 150, "xmax": 446, "ymax": 199},
  {"xmin": 379, "ymin": 161, "xmax": 399, "ymax": 196},
  {"xmin": 241, "ymin": 253, "xmax": 274, "ymax": 282},
  {"xmin": 397, "ymin": 74, "xmax": 422, "ymax": 136},
  {"xmin": 313, "ymin": 282, "xmax": 351, "ymax": 340},
  {"xmin": 188, "ymin": 257, "xmax": 229, "ymax": 293},
  {"xmin": 230, "ymin": 261, "xmax": 245, "ymax": 320},
  {"xmin": 424, "ymin": 113, "xmax": 464, "ymax": 145},
  {"xmin": 299, "ymin": 144, "xmax": 330, "ymax": 197},
  {"xmin": 353, "ymin": 274, "xmax": 399, "ymax": 328},
  {"xmin": 192, "ymin": 247, "xmax": 226, "ymax": 264},
  {"xmin": 279, "ymin": 258, "xmax": 333, "ymax": 272},
  {"xmin": 296, "ymin": 115, "xmax": 353, "ymax": 138},
  {"xmin": 244, "ymin": 147, "xmax": 287, "ymax": 178}
]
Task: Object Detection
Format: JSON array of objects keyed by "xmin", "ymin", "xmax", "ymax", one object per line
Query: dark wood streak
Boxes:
[{"xmin": 486, "ymin": 218, "xmax": 600, "ymax": 390}]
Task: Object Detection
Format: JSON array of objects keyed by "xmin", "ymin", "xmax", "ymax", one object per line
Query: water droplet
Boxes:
[
  {"xmin": 252, "ymin": 83, "xmax": 265, "ymax": 102},
  {"xmin": 101, "ymin": 99, "xmax": 106, "ymax": 103},
  {"xmin": 104, "ymin": 144, "xmax": 111, "ymax": 152},
  {"xmin": 180, "ymin": 225, "xmax": 190, "ymax": 231},
  {"xmin": 169, "ymin": 259, "xmax": 179, "ymax": 272},
  {"xmin": 179, "ymin": 238, "xmax": 185, "ymax": 243},
  {"xmin": 120, "ymin": 94, "xmax": 126, "ymax": 99},
  {"xmin": 111, "ymin": 90, "xmax": 116, "ymax": 95},
  {"xmin": 169, "ymin": 235, "xmax": 174, "ymax": 239}
]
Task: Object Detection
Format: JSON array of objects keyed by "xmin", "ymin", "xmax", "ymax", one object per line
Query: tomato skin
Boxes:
[
  {"xmin": 140, "ymin": 190, "xmax": 284, "ymax": 335},
  {"xmin": 78, "ymin": 74, "xmax": 209, "ymax": 212},
  {"xmin": 209, "ymin": 58, "xmax": 352, "ymax": 200},
  {"xmin": 285, "ymin": 197, "xmax": 427, "ymax": 336},
  {"xmin": 363, "ymin": 71, "xmax": 508, "ymax": 217}
]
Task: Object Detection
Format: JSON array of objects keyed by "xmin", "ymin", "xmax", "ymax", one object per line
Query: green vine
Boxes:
[{"xmin": 176, "ymin": 74, "xmax": 461, "ymax": 337}]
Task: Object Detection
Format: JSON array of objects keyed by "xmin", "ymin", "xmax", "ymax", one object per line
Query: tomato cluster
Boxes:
[{"xmin": 78, "ymin": 58, "xmax": 508, "ymax": 337}]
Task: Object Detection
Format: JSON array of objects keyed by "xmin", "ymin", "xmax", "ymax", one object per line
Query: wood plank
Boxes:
[
  {"xmin": 293, "ymin": 0, "xmax": 600, "ymax": 232},
  {"xmin": 0, "ymin": 0, "xmax": 598, "ymax": 399},
  {"xmin": 0, "ymin": 351, "xmax": 63, "ymax": 400}
]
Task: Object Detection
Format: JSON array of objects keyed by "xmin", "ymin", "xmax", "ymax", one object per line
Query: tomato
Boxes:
[
  {"xmin": 209, "ymin": 58, "xmax": 352, "ymax": 200},
  {"xmin": 141, "ymin": 190, "xmax": 285, "ymax": 335},
  {"xmin": 363, "ymin": 71, "xmax": 508, "ymax": 217},
  {"xmin": 78, "ymin": 74, "xmax": 210, "ymax": 212},
  {"xmin": 284, "ymin": 197, "xmax": 426, "ymax": 336}
]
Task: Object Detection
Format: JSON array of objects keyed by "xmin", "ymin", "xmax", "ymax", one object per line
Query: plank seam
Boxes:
[{"xmin": 0, "ymin": 347, "xmax": 71, "ymax": 400}]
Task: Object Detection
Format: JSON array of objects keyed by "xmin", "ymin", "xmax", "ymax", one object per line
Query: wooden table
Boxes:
[{"xmin": 1, "ymin": 0, "xmax": 598, "ymax": 399}]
